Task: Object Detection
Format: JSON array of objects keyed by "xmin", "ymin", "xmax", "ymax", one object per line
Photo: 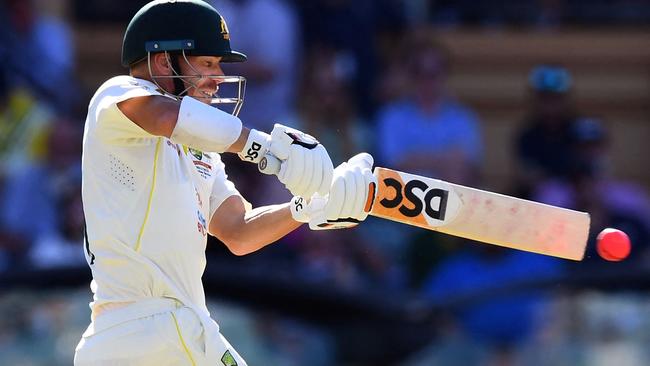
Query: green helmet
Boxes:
[{"xmin": 121, "ymin": 0, "xmax": 247, "ymax": 67}]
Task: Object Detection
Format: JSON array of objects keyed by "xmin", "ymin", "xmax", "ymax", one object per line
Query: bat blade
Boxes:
[{"xmin": 371, "ymin": 167, "xmax": 590, "ymax": 260}]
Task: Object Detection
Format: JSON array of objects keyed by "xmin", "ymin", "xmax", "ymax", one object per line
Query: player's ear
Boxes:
[{"xmin": 151, "ymin": 53, "xmax": 173, "ymax": 75}]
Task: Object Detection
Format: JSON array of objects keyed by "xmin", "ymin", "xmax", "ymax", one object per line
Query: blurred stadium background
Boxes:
[{"xmin": 0, "ymin": 0, "xmax": 649, "ymax": 365}]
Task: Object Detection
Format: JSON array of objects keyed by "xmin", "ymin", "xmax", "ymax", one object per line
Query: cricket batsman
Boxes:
[{"xmin": 74, "ymin": 1, "xmax": 376, "ymax": 365}]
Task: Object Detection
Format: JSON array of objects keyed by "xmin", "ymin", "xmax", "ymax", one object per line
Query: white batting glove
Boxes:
[
  {"xmin": 237, "ymin": 128, "xmax": 270, "ymax": 163},
  {"xmin": 290, "ymin": 153, "xmax": 377, "ymax": 230},
  {"xmin": 289, "ymin": 195, "xmax": 327, "ymax": 223},
  {"xmin": 238, "ymin": 124, "xmax": 333, "ymax": 198}
]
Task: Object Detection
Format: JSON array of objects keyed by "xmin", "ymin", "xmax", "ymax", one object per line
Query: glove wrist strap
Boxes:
[
  {"xmin": 289, "ymin": 196, "xmax": 310, "ymax": 223},
  {"xmin": 238, "ymin": 129, "xmax": 270, "ymax": 163}
]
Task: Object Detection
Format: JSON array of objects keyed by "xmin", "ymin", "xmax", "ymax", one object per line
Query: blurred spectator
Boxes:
[
  {"xmin": 0, "ymin": 85, "xmax": 53, "ymax": 173},
  {"xmin": 294, "ymin": 226, "xmax": 402, "ymax": 290},
  {"xmin": 29, "ymin": 185, "xmax": 86, "ymax": 269},
  {"xmin": 533, "ymin": 118, "xmax": 650, "ymax": 262},
  {"xmin": 0, "ymin": 290, "xmax": 101, "ymax": 365},
  {"xmin": 376, "ymin": 30, "xmax": 483, "ymax": 185},
  {"xmin": 0, "ymin": 118, "xmax": 82, "ymax": 269},
  {"xmin": 251, "ymin": 314, "xmax": 335, "ymax": 366},
  {"xmin": 290, "ymin": 45, "xmax": 372, "ymax": 164},
  {"xmin": 210, "ymin": 0, "xmax": 300, "ymax": 130},
  {"xmin": 409, "ymin": 246, "xmax": 565, "ymax": 365},
  {"xmin": 0, "ymin": 66, "xmax": 57, "ymax": 271},
  {"xmin": 514, "ymin": 65, "xmax": 583, "ymax": 198},
  {"xmin": 0, "ymin": 0, "xmax": 77, "ymax": 110},
  {"xmin": 0, "ymin": 64, "xmax": 8, "ymax": 178},
  {"xmin": 296, "ymin": 0, "xmax": 405, "ymax": 118}
]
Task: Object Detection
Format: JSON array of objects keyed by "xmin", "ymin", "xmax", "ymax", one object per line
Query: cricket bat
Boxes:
[{"xmin": 259, "ymin": 154, "xmax": 590, "ymax": 261}]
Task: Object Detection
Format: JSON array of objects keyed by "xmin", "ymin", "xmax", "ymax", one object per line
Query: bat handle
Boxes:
[{"xmin": 258, "ymin": 154, "xmax": 282, "ymax": 175}]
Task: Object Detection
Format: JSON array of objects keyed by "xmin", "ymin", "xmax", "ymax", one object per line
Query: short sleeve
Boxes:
[
  {"xmin": 89, "ymin": 76, "xmax": 167, "ymax": 144},
  {"xmin": 208, "ymin": 154, "xmax": 250, "ymax": 220}
]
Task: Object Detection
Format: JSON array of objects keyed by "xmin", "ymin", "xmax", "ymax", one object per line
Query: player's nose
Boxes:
[
  {"xmin": 210, "ymin": 65, "xmax": 225, "ymax": 88},
  {"xmin": 212, "ymin": 63, "xmax": 225, "ymax": 78}
]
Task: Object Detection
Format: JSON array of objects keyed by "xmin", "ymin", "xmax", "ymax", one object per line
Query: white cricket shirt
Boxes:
[{"xmin": 81, "ymin": 76, "xmax": 243, "ymax": 320}]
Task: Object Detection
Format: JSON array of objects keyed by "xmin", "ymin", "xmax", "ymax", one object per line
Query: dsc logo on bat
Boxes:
[
  {"xmin": 380, "ymin": 178, "xmax": 450, "ymax": 220},
  {"xmin": 372, "ymin": 168, "xmax": 462, "ymax": 227}
]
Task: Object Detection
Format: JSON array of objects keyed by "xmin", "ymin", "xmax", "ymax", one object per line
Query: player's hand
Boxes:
[
  {"xmin": 270, "ymin": 124, "xmax": 334, "ymax": 197},
  {"xmin": 239, "ymin": 124, "xmax": 333, "ymax": 198},
  {"xmin": 290, "ymin": 153, "xmax": 377, "ymax": 230}
]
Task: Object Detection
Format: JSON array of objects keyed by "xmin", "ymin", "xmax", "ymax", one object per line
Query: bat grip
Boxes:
[{"xmin": 258, "ymin": 154, "xmax": 282, "ymax": 175}]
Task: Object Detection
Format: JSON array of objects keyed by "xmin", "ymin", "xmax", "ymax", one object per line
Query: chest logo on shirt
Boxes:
[
  {"xmin": 189, "ymin": 147, "xmax": 203, "ymax": 161},
  {"xmin": 186, "ymin": 147, "xmax": 213, "ymax": 179}
]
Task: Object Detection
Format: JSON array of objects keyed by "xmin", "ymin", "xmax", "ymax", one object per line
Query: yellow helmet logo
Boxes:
[{"xmin": 220, "ymin": 17, "xmax": 230, "ymax": 40}]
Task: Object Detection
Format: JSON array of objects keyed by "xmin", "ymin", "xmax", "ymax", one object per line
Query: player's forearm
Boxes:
[
  {"xmin": 225, "ymin": 127, "xmax": 249, "ymax": 153},
  {"xmin": 119, "ymin": 95, "xmax": 244, "ymax": 152},
  {"xmin": 216, "ymin": 203, "xmax": 302, "ymax": 256}
]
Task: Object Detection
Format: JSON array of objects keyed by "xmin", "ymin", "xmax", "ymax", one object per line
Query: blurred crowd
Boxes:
[{"xmin": 1, "ymin": 0, "xmax": 649, "ymax": 364}]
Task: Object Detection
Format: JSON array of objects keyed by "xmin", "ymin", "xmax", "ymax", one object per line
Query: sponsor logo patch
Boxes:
[
  {"xmin": 193, "ymin": 160, "xmax": 212, "ymax": 179},
  {"xmin": 244, "ymin": 141, "xmax": 262, "ymax": 161},
  {"xmin": 221, "ymin": 350, "xmax": 237, "ymax": 366},
  {"xmin": 220, "ymin": 18, "xmax": 231, "ymax": 40},
  {"xmin": 188, "ymin": 147, "xmax": 203, "ymax": 161}
]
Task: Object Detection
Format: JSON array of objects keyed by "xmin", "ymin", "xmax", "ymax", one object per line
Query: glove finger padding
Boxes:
[
  {"xmin": 293, "ymin": 145, "xmax": 315, "ymax": 196},
  {"xmin": 269, "ymin": 126, "xmax": 292, "ymax": 160},
  {"xmin": 270, "ymin": 124, "xmax": 333, "ymax": 198},
  {"xmin": 316, "ymin": 145, "xmax": 334, "ymax": 197},
  {"xmin": 322, "ymin": 154, "xmax": 377, "ymax": 224},
  {"xmin": 307, "ymin": 152, "xmax": 376, "ymax": 230},
  {"xmin": 340, "ymin": 168, "xmax": 356, "ymax": 219},
  {"xmin": 280, "ymin": 146, "xmax": 305, "ymax": 194},
  {"xmin": 358, "ymin": 168, "xmax": 376, "ymax": 221},
  {"xmin": 303, "ymin": 149, "xmax": 323, "ymax": 199},
  {"xmin": 325, "ymin": 165, "xmax": 347, "ymax": 221},
  {"xmin": 286, "ymin": 144, "xmax": 330, "ymax": 198},
  {"xmin": 350, "ymin": 166, "xmax": 367, "ymax": 220}
]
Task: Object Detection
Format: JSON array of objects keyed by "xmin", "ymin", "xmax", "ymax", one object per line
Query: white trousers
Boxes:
[{"xmin": 74, "ymin": 298, "xmax": 247, "ymax": 366}]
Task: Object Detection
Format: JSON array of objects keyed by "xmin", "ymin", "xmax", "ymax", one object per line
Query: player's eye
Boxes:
[{"xmin": 204, "ymin": 61, "xmax": 213, "ymax": 68}]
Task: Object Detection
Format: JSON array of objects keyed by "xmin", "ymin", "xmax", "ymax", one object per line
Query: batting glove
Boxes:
[
  {"xmin": 290, "ymin": 153, "xmax": 377, "ymax": 230},
  {"xmin": 239, "ymin": 123, "xmax": 334, "ymax": 198}
]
